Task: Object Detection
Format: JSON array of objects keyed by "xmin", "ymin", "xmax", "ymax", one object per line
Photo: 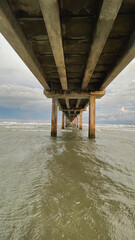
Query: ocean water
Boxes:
[{"xmin": 0, "ymin": 121, "xmax": 135, "ymax": 240}]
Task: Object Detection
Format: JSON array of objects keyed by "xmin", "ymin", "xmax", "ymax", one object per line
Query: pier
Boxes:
[{"xmin": 0, "ymin": 0, "xmax": 135, "ymax": 137}]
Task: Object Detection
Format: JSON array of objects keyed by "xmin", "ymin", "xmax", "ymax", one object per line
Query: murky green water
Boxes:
[{"xmin": 0, "ymin": 122, "xmax": 135, "ymax": 240}]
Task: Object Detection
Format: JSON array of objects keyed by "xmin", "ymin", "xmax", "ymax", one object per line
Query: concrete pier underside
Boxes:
[{"xmin": 0, "ymin": 0, "xmax": 134, "ymax": 137}]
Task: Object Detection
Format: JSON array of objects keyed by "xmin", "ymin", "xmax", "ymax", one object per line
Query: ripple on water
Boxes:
[{"xmin": 0, "ymin": 123, "xmax": 135, "ymax": 239}]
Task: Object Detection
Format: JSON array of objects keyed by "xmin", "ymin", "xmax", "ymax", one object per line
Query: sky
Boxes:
[{"xmin": 0, "ymin": 33, "xmax": 135, "ymax": 124}]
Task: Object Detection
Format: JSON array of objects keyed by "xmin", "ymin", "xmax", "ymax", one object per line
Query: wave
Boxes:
[
  {"xmin": 0, "ymin": 121, "xmax": 51, "ymax": 126},
  {"xmin": 96, "ymin": 124, "xmax": 135, "ymax": 132},
  {"xmin": 0, "ymin": 121, "xmax": 135, "ymax": 132}
]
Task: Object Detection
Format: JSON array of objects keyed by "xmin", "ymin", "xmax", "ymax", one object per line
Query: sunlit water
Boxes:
[{"xmin": 0, "ymin": 121, "xmax": 135, "ymax": 240}]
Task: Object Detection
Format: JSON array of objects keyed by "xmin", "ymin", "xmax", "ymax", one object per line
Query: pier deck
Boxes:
[{"xmin": 0, "ymin": 0, "xmax": 135, "ymax": 137}]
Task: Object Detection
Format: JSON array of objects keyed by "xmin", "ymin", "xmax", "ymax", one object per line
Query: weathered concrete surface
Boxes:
[
  {"xmin": 100, "ymin": 31, "xmax": 135, "ymax": 90},
  {"xmin": 44, "ymin": 90, "xmax": 105, "ymax": 99},
  {"xmin": 77, "ymin": 116, "xmax": 79, "ymax": 128},
  {"xmin": 79, "ymin": 111, "xmax": 82, "ymax": 130},
  {"xmin": 39, "ymin": 0, "xmax": 67, "ymax": 90},
  {"xmin": 81, "ymin": 0, "xmax": 123, "ymax": 90},
  {"xmin": 0, "ymin": 0, "xmax": 50, "ymax": 90},
  {"xmin": 51, "ymin": 98, "xmax": 57, "ymax": 137},
  {"xmin": 1, "ymin": 0, "xmax": 135, "ymax": 125},
  {"xmin": 89, "ymin": 96, "xmax": 95, "ymax": 138}
]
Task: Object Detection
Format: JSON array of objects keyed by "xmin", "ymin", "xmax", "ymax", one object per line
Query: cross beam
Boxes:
[
  {"xmin": 59, "ymin": 108, "xmax": 86, "ymax": 112},
  {"xmin": 44, "ymin": 90, "xmax": 105, "ymax": 99}
]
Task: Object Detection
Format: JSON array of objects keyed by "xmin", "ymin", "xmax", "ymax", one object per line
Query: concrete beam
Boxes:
[
  {"xmin": 44, "ymin": 90, "xmax": 105, "ymax": 99},
  {"xmin": 76, "ymin": 99, "xmax": 81, "ymax": 108},
  {"xmin": 72, "ymin": 119, "xmax": 76, "ymax": 126},
  {"xmin": 65, "ymin": 99, "xmax": 70, "ymax": 113},
  {"xmin": 0, "ymin": 0, "xmax": 50, "ymax": 90},
  {"xmin": 72, "ymin": 120, "xmax": 74, "ymax": 125},
  {"xmin": 67, "ymin": 113, "xmax": 77, "ymax": 116},
  {"xmin": 39, "ymin": 0, "xmax": 67, "ymax": 90},
  {"xmin": 100, "ymin": 31, "xmax": 135, "ymax": 90},
  {"xmin": 59, "ymin": 108, "xmax": 86, "ymax": 112},
  {"xmin": 81, "ymin": 0, "xmax": 123, "ymax": 90}
]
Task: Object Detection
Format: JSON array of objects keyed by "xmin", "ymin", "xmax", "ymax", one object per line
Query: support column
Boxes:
[
  {"xmin": 77, "ymin": 116, "xmax": 78, "ymax": 128},
  {"xmin": 62, "ymin": 112, "xmax": 64, "ymax": 129},
  {"xmin": 72, "ymin": 119, "xmax": 75, "ymax": 126},
  {"xmin": 89, "ymin": 95, "xmax": 95, "ymax": 138},
  {"xmin": 65, "ymin": 116, "xmax": 68, "ymax": 127},
  {"xmin": 79, "ymin": 111, "xmax": 82, "ymax": 130},
  {"xmin": 65, "ymin": 115, "xmax": 67, "ymax": 127},
  {"xmin": 75, "ymin": 117, "xmax": 77, "ymax": 127},
  {"xmin": 51, "ymin": 98, "xmax": 57, "ymax": 137}
]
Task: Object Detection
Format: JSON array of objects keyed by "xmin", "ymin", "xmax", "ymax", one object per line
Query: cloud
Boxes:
[
  {"xmin": 96, "ymin": 58, "xmax": 135, "ymax": 124},
  {"xmin": 0, "ymin": 33, "xmax": 42, "ymax": 88},
  {"xmin": 0, "ymin": 33, "xmax": 135, "ymax": 123},
  {"xmin": 0, "ymin": 33, "xmax": 52, "ymax": 119},
  {"xmin": 0, "ymin": 84, "xmax": 51, "ymax": 111},
  {"xmin": 120, "ymin": 107, "xmax": 128, "ymax": 113},
  {"xmin": 120, "ymin": 107, "xmax": 135, "ymax": 114}
]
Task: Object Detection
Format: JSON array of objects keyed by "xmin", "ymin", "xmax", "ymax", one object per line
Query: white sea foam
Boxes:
[
  {"xmin": 0, "ymin": 121, "xmax": 51, "ymax": 127},
  {"xmin": 0, "ymin": 121, "xmax": 135, "ymax": 132},
  {"xmin": 96, "ymin": 124, "xmax": 135, "ymax": 132}
]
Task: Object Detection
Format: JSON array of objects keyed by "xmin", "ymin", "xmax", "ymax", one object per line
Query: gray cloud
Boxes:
[
  {"xmin": 0, "ymin": 34, "xmax": 51, "ymax": 115},
  {"xmin": 0, "ymin": 33, "xmax": 135, "ymax": 123},
  {"xmin": 0, "ymin": 84, "xmax": 51, "ymax": 111},
  {"xmin": 96, "ymin": 59, "xmax": 135, "ymax": 123}
]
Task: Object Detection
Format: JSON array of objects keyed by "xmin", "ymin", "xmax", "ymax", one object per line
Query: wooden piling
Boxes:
[
  {"xmin": 65, "ymin": 116, "xmax": 68, "ymax": 127},
  {"xmin": 72, "ymin": 119, "xmax": 75, "ymax": 126},
  {"xmin": 68, "ymin": 119, "xmax": 70, "ymax": 126},
  {"xmin": 51, "ymin": 98, "xmax": 57, "ymax": 137},
  {"xmin": 79, "ymin": 111, "xmax": 82, "ymax": 130},
  {"xmin": 77, "ymin": 116, "xmax": 78, "ymax": 128},
  {"xmin": 89, "ymin": 96, "xmax": 95, "ymax": 138},
  {"xmin": 75, "ymin": 118, "xmax": 77, "ymax": 127}
]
